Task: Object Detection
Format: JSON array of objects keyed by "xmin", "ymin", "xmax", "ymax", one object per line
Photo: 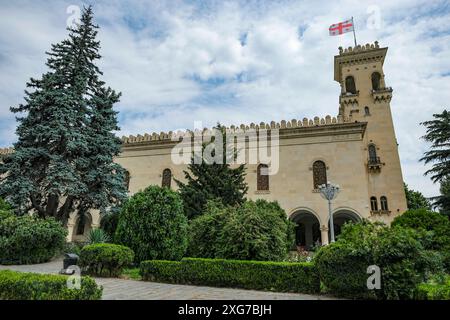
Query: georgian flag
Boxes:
[{"xmin": 329, "ymin": 19, "xmax": 354, "ymax": 36}]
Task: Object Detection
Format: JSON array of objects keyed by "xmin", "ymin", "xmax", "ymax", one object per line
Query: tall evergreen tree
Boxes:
[
  {"xmin": 433, "ymin": 178, "xmax": 450, "ymax": 217},
  {"xmin": 420, "ymin": 110, "xmax": 450, "ymax": 182},
  {"xmin": 176, "ymin": 124, "xmax": 248, "ymax": 219},
  {"xmin": 0, "ymin": 7, "xmax": 127, "ymax": 224}
]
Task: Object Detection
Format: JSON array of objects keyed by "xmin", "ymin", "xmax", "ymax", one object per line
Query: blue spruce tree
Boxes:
[{"xmin": 0, "ymin": 7, "xmax": 127, "ymax": 224}]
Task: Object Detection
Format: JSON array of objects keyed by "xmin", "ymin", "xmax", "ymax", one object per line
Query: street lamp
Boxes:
[{"xmin": 319, "ymin": 182, "xmax": 340, "ymax": 243}]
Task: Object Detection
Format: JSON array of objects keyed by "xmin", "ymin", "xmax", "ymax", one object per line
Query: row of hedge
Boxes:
[
  {"xmin": 0, "ymin": 270, "xmax": 102, "ymax": 300},
  {"xmin": 140, "ymin": 257, "xmax": 320, "ymax": 294}
]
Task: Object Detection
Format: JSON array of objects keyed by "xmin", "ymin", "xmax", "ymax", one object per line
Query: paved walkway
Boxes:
[{"xmin": 0, "ymin": 258, "xmax": 333, "ymax": 300}]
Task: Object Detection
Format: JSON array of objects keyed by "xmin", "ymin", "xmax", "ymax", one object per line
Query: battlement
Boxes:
[
  {"xmin": 0, "ymin": 115, "xmax": 354, "ymax": 152},
  {"xmin": 0, "ymin": 147, "xmax": 14, "ymax": 156},
  {"xmin": 120, "ymin": 115, "xmax": 347, "ymax": 144},
  {"xmin": 338, "ymin": 41, "xmax": 380, "ymax": 55}
]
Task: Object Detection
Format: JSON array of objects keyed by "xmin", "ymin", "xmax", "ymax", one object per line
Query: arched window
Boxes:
[
  {"xmin": 380, "ymin": 196, "xmax": 388, "ymax": 211},
  {"xmin": 370, "ymin": 196, "xmax": 378, "ymax": 211},
  {"xmin": 312, "ymin": 160, "xmax": 327, "ymax": 189},
  {"xmin": 368, "ymin": 144, "xmax": 377, "ymax": 163},
  {"xmin": 124, "ymin": 170, "xmax": 130, "ymax": 191},
  {"xmin": 345, "ymin": 76, "xmax": 357, "ymax": 94},
  {"xmin": 371, "ymin": 72, "xmax": 381, "ymax": 91},
  {"xmin": 364, "ymin": 106, "xmax": 370, "ymax": 116},
  {"xmin": 257, "ymin": 164, "xmax": 269, "ymax": 191},
  {"xmin": 161, "ymin": 168, "xmax": 172, "ymax": 188}
]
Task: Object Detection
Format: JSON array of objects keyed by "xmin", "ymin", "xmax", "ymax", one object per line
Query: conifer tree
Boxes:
[
  {"xmin": 176, "ymin": 124, "xmax": 248, "ymax": 219},
  {"xmin": 0, "ymin": 7, "xmax": 127, "ymax": 224}
]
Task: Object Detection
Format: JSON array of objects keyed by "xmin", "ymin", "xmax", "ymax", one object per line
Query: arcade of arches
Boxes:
[{"xmin": 290, "ymin": 209, "xmax": 361, "ymax": 249}]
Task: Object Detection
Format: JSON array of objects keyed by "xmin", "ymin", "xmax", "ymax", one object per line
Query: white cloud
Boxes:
[{"xmin": 0, "ymin": 0, "xmax": 449, "ymax": 197}]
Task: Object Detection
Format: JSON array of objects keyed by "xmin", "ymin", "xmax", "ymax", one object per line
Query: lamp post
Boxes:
[{"xmin": 319, "ymin": 182, "xmax": 340, "ymax": 243}]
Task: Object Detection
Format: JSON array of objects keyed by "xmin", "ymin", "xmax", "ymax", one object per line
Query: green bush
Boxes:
[
  {"xmin": 140, "ymin": 257, "xmax": 320, "ymax": 294},
  {"xmin": 0, "ymin": 215, "xmax": 67, "ymax": 265},
  {"xmin": 188, "ymin": 200, "xmax": 294, "ymax": 261},
  {"xmin": 115, "ymin": 185, "xmax": 188, "ymax": 263},
  {"xmin": 0, "ymin": 270, "xmax": 102, "ymax": 300},
  {"xmin": 79, "ymin": 243, "xmax": 134, "ymax": 277},
  {"xmin": 416, "ymin": 276, "xmax": 450, "ymax": 300},
  {"xmin": 392, "ymin": 209, "xmax": 450, "ymax": 250},
  {"xmin": 315, "ymin": 242, "xmax": 373, "ymax": 298},
  {"xmin": 314, "ymin": 221, "xmax": 444, "ymax": 299}
]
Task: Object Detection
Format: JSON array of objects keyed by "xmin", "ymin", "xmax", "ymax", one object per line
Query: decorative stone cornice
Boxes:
[{"xmin": 371, "ymin": 87, "xmax": 393, "ymax": 103}]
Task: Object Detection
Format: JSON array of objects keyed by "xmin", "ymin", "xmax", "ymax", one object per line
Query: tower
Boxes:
[{"xmin": 334, "ymin": 41, "xmax": 407, "ymax": 221}]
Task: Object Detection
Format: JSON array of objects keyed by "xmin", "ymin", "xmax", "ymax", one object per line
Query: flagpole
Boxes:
[{"xmin": 352, "ymin": 16, "xmax": 357, "ymax": 47}]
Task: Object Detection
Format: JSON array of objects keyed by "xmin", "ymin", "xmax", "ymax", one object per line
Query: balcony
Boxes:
[
  {"xmin": 371, "ymin": 87, "xmax": 393, "ymax": 103},
  {"xmin": 339, "ymin": 91, "xmax": 359, "ymax": 107},
  {"xmin": 370, "ymin": 209, "xmax": 391, "ymax": 216},
  {"xmin": 367, "ymin": 156, "xmax": 383, "ymax": 172}
]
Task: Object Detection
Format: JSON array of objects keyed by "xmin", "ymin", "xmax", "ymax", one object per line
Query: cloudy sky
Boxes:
[{"xmin": 0, "ymin": 0, "xmax": 449, "ymax": 197}]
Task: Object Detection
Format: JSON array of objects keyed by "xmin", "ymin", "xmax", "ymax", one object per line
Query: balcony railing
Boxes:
[{"xmin": 368, "ymin": 157, "xmax": 383, "ymax": 172}]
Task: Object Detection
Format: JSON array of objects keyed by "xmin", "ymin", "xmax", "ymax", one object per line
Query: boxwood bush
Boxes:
[
  {"xmin": 314, "ymin": 221, "xmax": 444, "ymax": 299},
  {"xmin": 0, "ymin": 270, "xmax": 102, "ymax": 300},
  {"xmin": 115, "ymin": 185, "xmax": 188, "ymax": 263},
  {"xmin": 140, "ymin": 257, "xmax": 320, "ymax": 294},
  {"xmin": 188, "ymin": 200, "xmax": 295, "ymax": 261},
  {"xmin": 79, "ymin": 243, "xmax": 134, "ymax": 277},
  {"xmin": 0, "ymin": 215, "xmax": 67, "ymax": 265}
]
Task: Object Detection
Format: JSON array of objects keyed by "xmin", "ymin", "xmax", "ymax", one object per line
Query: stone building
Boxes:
[{"xmin": 0, "ymin": 41, "xmax": 408, "ymax": 247}]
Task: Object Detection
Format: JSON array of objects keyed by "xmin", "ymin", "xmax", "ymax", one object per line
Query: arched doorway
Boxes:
[
  {"xmin": 329, "ymin": 209, "xmax": 361, "ymax": 239},
  {"xmin": 72, "ymin": 213, "xmax": 93, "ymax": 242},
  {"xmin": 290, "ymin": 210, "xmax": 321, "ymax": 250}
]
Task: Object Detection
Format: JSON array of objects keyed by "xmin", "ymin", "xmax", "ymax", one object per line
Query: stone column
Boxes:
[{"xmin": 320, "ymin": 225, "xmax": 329, "ymax": 246}]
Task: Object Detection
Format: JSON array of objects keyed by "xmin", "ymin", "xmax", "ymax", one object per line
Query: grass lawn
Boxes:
[{"xmin": 120, "ymin": 268, "xmax": 141, "ymax": 280}]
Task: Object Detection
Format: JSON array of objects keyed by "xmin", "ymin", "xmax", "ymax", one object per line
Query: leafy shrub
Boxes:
[
  {"xmin": 314, "ymin": 221, "xmax": 444, "ymax": 299},
  {"xmin": 392, "ymin": 209, "xmax": 450, "ymax": 250},
  {"xmin": 79, "ymin": 243, "xmax": 134, "ymax": 277},
  {"xmin": 140, "ymin": 257, "xmax": 320, "ymax": 294},
  {"xmin": 63, "ymin": 242, "xmax": 84, "ymax": 256},
  {"xmin": 0, "ymin": 215, "xmax": 67, "ymax": 265},
  {"xmin": 115, "ymin": 186, "xmax": 188, "ymax": 263},
  {"xmin": 188, "ymin": 200, "xmax": 294, "ymax": 261},
  {"xmin": 100, "ymin": 211, "xmax": 120, "ymax": 238},
  {"xmin": 416, "ymin": 275, "xmax": 450, "ymax": 300},
  {"xmin": 315, "ymin": 242, "xmax": 372, "ymax": 298},
  {"xmin": 0, "ymin": 270, "xmax": 102, "ymax": 300},
  {"xmin": 86, "ymin": 228, "xmax": 111, "ymax": 244}
]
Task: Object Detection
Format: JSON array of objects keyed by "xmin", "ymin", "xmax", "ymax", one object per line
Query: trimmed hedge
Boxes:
[
  {"xmin": 0, "ymin": 270, "xmax": 102, "ymax": 300},
  {"xmin": 416, "ymin": 277, "xmax": 450, "ymax": 300},
  {"xmin": 79, "ymin": 243, "xmax": 134, "ymax": 277},
  {"xmin": 140, "ymin": 257, "xmax": 320, "ymax": 294},
  {"xmin": 0, "ymin": 215, "xmax": 67, "ymax": 265}
]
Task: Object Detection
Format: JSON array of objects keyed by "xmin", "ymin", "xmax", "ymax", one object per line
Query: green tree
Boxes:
[
  {"xmin": 0, "ymin": 7, "xmax": 127, "ymax": 223},
  {"xmin": 433, "ymin": 178, "xmax": 450, "ymax": 217},
  {"xmin": 404, "ymin": 183, "xmax": 432, "ymax": 210},
  {"xmin": 115, "ymin": 186, "xmax": 188, "ymax": 263},
  {"xmin": 176, "ymin": 124, "xmax": 248, "ymax": 219},
  {"xmin": 420, "ymin": 110, "xmax": 450, "ymax": 183}
]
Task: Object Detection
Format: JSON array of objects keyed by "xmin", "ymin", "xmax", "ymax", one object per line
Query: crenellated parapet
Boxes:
[
  {"xmin": 338, "ymin": 41, "xmax": 380, "ymax": 55},
  {"xmin": 120, "ymin": 115, "xmax": 348, "ymax": 145},
  {"xmin": 0, "ymin": 147, "xmax": 14, "ymax": 156}
]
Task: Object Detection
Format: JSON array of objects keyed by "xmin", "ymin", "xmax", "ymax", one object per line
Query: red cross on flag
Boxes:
[{"xmin": 329, "ymin": 19, "xmax": 354, "ymax": 36}]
